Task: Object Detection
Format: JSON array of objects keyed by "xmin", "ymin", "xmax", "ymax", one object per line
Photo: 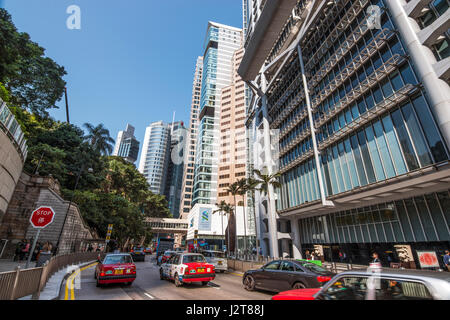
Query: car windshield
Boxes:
[
  {"xmin": 183, "ymin": 255, "xmax": 206, "ymax": 263},
  {"xmin": 164, "ymin": 251, "xmax": 174, "ymax": 256},
  {"xmin": 299, "ymin": 262, "xmax": 329, "ymax": 274},
  {"xmin": 133, "ymin": 247, "xmax": 143, "ymax": 251},
  {"xmin": 103, "ymin": 255, "xmax": 132, "ymax": 264}
]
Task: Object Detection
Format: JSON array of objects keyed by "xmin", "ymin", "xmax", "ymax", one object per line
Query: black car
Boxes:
[
  {"xmin": 130, "ymin": 246, "xmax": 145, "ymax": 262},
  {"xmin": 243, "ymin": 259, "xmax": 335, "ymax": 293}
]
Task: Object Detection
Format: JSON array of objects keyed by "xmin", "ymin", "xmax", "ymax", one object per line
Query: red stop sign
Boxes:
[{"xmin": 30, "ymin": 206, "xmax": 55, "ymax": 229}]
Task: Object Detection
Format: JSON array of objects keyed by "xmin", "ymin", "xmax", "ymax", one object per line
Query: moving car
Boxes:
[
  {"xmin": 243, "ymin": 259, "xmax": 335, "ymax": 293},
  {"xmin": 160, "ymin": 253, "xmax": 215, "ymax": 287},
  {"xmin": 130, "ymin": 246, "xmax": 145, "ymax": 262},
  {"xmin": 160, "ymin": 250, "xmax": 177, "ymax": 265},
  {"xmin": 144, "ymin": 247, "xmax": 152, "ymax": 254},
  {"xmin": 95, "ymin": 253, "xmax": 136, "ymax": 287},
  {"xmin": 272, "ymin": 268, "xmax": 450, "ymax": 300},
  {"xmin": 202, "ymin": 250, "xmax": 227, "ymax": 273}
]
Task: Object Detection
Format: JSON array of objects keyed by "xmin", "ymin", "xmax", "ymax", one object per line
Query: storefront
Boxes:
[{"xmin": 296, "ymin": 190, "xmax": 450, "ymax": 269}]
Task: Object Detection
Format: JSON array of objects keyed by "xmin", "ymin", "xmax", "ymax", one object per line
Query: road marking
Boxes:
[
  {"xmin": 144, "ymin": 293, "xmax": 155, "ymax": 299},
  {"xmin": 229, "ymin": 272, "xmax": 243, "ymax": 277},
  {"xmin": 64, "ymin": 262, "xmax": 97, "ymax": 300}
]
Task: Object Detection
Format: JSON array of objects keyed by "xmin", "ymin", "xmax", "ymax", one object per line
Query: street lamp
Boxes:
[{"xmin": 55, "ymin": 163, "xmax": 93, "ymax": 255}]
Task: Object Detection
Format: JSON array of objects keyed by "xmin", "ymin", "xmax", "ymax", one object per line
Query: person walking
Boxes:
[
  {"xmin": 443, "ymin": 250, "xmax": 450, "ymax": 272},
  {"xmin": 371, "ymin": 252, "xmax": 382, "ymax": 267},
  {"xmin": 14, "ymin": 241, "xmax": 22, "ymax": 261},
  {"xmin": 305, "ymin": 250, "xmax": 312, "ymax": 260},
  {"xmin": 20, "ymin": 239, "xmax": 29, "ymax": 261}
]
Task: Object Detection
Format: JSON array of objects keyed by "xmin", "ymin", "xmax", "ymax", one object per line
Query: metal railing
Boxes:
[{"xmin": 0, "ymin": 252, "xmax": 100, "ymax": 300}]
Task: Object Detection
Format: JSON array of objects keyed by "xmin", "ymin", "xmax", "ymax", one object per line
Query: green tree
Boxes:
[
  {"xmin": 0, "ymin": 9, "xmax": 66, "ymax": 116},
  {"xmin": 83, "ymin": 123, "xmax": 115, "ymax": 155},
  {"xmin": 245, "ymin": 177, "xmax": 261, "ymax": 258},
  {"xmin": 226, "ymin": 182, "xmax": 241, "ymax": 255},
  {"xmin": 213, "ymin": 201, "xmax": 234, "ymax": 254}
]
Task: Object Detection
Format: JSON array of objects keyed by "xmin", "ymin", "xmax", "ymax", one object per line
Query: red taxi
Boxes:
[
  {"xmin": 160, "ymin": 253, "xmax": 215, "ymax": 287},
  {"xmin": 95, "ymin": 253, "xmax": 136, "ymax": 287}
]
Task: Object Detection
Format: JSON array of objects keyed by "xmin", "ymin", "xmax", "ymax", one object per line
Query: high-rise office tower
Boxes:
[
  {"xmin": 165, "ymin": 121, "xmax": 187, "ymax": 218},
  {"xmin": 179, "ymin": 57, "xmax": 203, "ymax": 218},
  {"xmin": 240, "ymin": 0, "xmax": 450, "ymax": 261},
  {"xmin": 138, "ymin": 121, "xmax": 171, "ymax": 195},
  {"xmin": 192, "ymin": 22, "xmax": 243, "ymax": 206},
  {"xmin": 112, "ymin": 124, "xmax": 140, "ymax": 164},
  {"xmin": 217, "ymin": 48, "xmax": 248, "ymax": 203}
]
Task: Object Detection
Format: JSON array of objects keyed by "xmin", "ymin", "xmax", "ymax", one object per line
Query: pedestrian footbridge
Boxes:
[{"xmin": 145, "ymin": 218, "xmax": 188, "ymax": 234}]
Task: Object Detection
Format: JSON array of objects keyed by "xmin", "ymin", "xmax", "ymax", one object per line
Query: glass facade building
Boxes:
[
  {"xmin": 138, "ymin": 121, "xmax": 171, "ymax": 195},
  {"xmin": 242, "ymin": 0, "xmax": 450, "ymax": 264},
  {"xmin": 192, "ymin": 22, "xmax": 242, "ymax": 205},
  {"xmin": 113, "ymin": 124, "xmax": 140, "ymax": 164}
]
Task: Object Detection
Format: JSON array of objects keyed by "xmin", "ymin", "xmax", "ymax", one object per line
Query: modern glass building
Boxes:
[
  {"xmin": 180, "ymin": 57, "xmax": 203, "ymax": 218},
  {"xmin": 192, "ymin": 22, "xmax": 243, "ymax": 205},
  {"xmin": 112, "ymin": 124, "xmax": 140, "ymax": 164},
  {"xmin": 138, "ymin": 121, "xmax": 171, "ymax": 195},
  {"xmin": 240, "ymin": 0, "xmax": 450, "ymax": 266},
  {"xmin": 164, "ymin": 121, "xmax": 187, "ymax": 218}
]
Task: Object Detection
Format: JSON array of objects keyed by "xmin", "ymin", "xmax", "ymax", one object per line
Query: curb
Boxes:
[{"xmin": 54, "ymin": 260, "xmax": 96, "ymax": 300}]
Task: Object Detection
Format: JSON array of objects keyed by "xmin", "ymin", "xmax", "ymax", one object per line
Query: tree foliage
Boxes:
[{"xmin": 0, "ymin": 9, "xmax": 67, "ymax": 116}]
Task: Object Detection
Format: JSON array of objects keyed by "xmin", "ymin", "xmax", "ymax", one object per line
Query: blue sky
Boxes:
[{"xmin": 3, "ymin": 0, "xmax": 243, "ymax": 161}]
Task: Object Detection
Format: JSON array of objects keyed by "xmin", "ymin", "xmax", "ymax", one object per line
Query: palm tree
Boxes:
[
  {"xmin": 226, "ymin": 182, "xmax": 241, "ymax": 255},
  {"xmin": 213, "ymin": 201, "xmax": 233, "ymax": 255},
  {"xmin": 253, "ymin": 169, "xmax": 281, "ymax": 257},
  {"xmin": 236, "ymin": 178, "xmax": 248, "ymax": 255},
  {"xmin": 245, "ymin": 177, "xmax": 261, "ymax": 259},
  {"xmin": 83, "ymin": 123, "xmax": 115, "ymax": 155}
]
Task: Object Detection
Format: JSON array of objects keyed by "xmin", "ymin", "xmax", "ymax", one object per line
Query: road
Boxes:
[{"xmin": 60, "ymin": 254, "xmax": 272, "ymax": 300}]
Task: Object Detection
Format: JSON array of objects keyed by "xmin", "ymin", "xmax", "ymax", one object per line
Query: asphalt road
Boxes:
[{"xmin": 60, "ymin": 254, "xmax": 272, "ymax": 300}]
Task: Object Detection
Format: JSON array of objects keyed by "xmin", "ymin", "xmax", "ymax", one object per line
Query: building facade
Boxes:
[
  {"xmin": 138, "ymin": 121, "xmax": 172, "ymax": 195},
  {"xmin": 112, "ymin": 124, "xmax": 140, "ymax": 164},
  {"xmin": 192, "ymin": 22, "xmax": 243, "ymax": 206},
  {"xmin": 240, "ymin": 0, "xmax": 450, "ymax": 267},
  {"xmin": 0, "ymin": 99, "xmax": 27, "ymax": 222},
  {"xmin": 164, "ymin": 121, "xmax": 187, "ymax": 218},
  {"xmin": 179, "ymin": 57, "xmax": 203, "ymax": 218}
]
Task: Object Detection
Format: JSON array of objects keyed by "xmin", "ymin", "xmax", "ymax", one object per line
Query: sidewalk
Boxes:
[
  {"xmin": 19, "ymin": 260, "xmax": 97, "ymax": 300},
  {"xmin": 0, "ymin": 259, "xmax": 29, "ymax": 273}
]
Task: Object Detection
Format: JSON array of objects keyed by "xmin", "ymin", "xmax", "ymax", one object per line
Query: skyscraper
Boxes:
[
  {"xmin": 164, "ymin": 121, "xmax": 187, "ymax": 218},
  {"xmin": 240, "ymin": 0, "xmax": 450, "ymax": 261},
  {"xmin": 179, "ymin": 57, "xmax": 203, "ymax": 218},
  {"xmin": 112, "ymin": 124, "xmax": 140, "ymax": 164},
  {"xmin": 138, "ymin": 121, "xmax": 171, "ymax": 195},
  {"xmin": 192, "ymin": 22, "xmax": 243, "ymax": 206}
]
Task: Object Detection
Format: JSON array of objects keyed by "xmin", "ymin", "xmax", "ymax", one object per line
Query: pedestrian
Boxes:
[
  {"xmin": 443, "ymin": 250, "xmax": 450, "ymax": 272},
  {"xmin": 14, "ymin": 241, "xmax": 22, "ymax": 261},
  {"xmin": 371, "ymin": 252, "xmax": 381, "ymax": 266},
  {"xmin": 339, "ymin": 250, "xmax": 344, "ymax": 262},
  {"xmin": 305, "ymin": 250, "xmax": 312, "ymax": 260},
  {"xmin": 20, "ymin": 239, "xmax": 30, "ymax": 261},
  {"xmin": 88, "ymin": 244, "xmax": 93, "ymax": 252},
  {"xmin": 311, "ymin": 251, "xmax": 316, "ymax": 261}
]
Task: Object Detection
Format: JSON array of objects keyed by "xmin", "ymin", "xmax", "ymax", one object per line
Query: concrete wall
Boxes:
[
  {"xmin": 0, "ymin": 129, "xmax": 25, "ymax": 221},
  {"xmin": 0, "ymin": 172, "xmax": 95, "ymax": 257}
]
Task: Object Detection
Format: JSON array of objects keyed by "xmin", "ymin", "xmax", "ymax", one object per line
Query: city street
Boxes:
[{"xmin": 60, "ymin": 255, "xmax": 272, "ymax": 300}]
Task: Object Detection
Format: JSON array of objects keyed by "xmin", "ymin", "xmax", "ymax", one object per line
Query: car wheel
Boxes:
[
  {"xmin": 174, "ymin": 273, "xmax": 182, "ymax": 287},
  {"xmin": 96, "ymin": 278, "xmax": 102, "ymax": 288},
  {"xmin": 243, "ymin": 275, "xmax": 255, "ymax": 291},
  {"xmin": 292, "ymin": 282, "xmax": 306, "ymax": 289},
  {"xmin": 202, "ymin": 281, "xmax": 209, "ymax": 286},
  {"xmin": 125, "ymin": 282, "xmax": 132, "ymax": 286},
  {"xmin": 160, "ymin": 269, "xmax": 165, "ymax": 280}
]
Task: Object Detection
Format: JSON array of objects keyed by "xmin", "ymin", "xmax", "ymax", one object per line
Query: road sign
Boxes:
[
  {"xmin": 106, "ymin": 224, "xmax": 113, "ymax": 243},
  {"xmin": 29, "ymin": 206, "xmax": 55, "ymax": 229},
  {"xmin": 26, "ymin": 206, "xmax": 56, "ymax": 268}
]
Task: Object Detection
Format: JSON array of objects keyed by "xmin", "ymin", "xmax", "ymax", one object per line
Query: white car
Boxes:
[
  {"xmin": 201, "ymin": 250, "xmax": 227, "ymax": 273},
  {"xmin": 160, "ymin": 253, "xmax": 215, "ymax": 287}
]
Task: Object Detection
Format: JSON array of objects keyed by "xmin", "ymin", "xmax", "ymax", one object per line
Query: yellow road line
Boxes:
[
  {"xmin": 229, "ymin": 272, "xmax": 243, "ymax": 277},
  {"xmin": 64, "ymin": 262, "xmax": 97, "ymax": 300}
]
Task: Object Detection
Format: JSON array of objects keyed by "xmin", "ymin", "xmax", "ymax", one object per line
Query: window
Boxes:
[
  {"xmin": 321, "ymin": 277, "xmax": 433, "ymax": 300},
  {"xmin": 280, "ymin": 261, "xmax": 295, "ymax": 271},
  {"xmin": 263, "ymin": 261, "xmax": 281, "ymax": 270}
]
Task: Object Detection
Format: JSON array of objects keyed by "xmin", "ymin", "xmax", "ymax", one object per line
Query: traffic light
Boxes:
[{"xmin": 194, "ymin": 229, "xmax": 198, "ymax": 239}]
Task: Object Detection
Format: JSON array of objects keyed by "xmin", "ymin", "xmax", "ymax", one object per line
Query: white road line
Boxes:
[{"xmin": 144, "ymin": 292, "xmax": 155, "ymax": 299}]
